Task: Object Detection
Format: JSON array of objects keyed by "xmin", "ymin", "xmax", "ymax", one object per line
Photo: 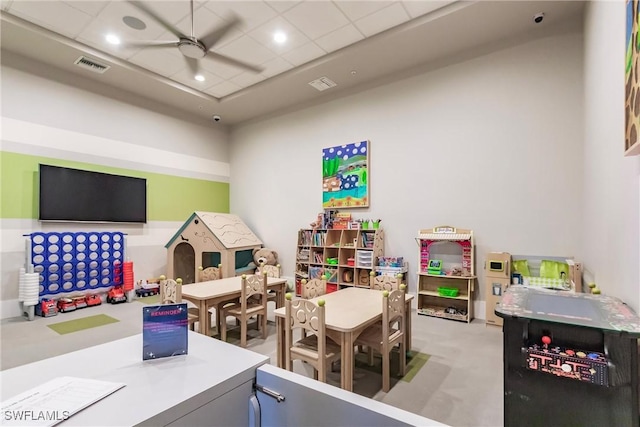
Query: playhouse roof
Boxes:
[{"xmin": 165, "ymin": 212, "xmax": 263, "ymax": 249}]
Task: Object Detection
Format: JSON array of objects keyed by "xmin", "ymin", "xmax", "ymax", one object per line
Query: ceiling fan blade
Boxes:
[
  {"xmin": 199, "ymin": 15, "xmax": 241, "ymax": 51},
  {"xmin": 128, "ymin": 1, "xmax": 186, "ymax": 40},
  {"xmin": 205, "ymin": 51, "xmax": 264, "ymax": 73},
  {"xmin": 184, "ymin": 57, "xmax": 199, "ymax": 76},
  {"xmin": 122, "ymin": 41, "xmax": 178, "ymax": 49}
]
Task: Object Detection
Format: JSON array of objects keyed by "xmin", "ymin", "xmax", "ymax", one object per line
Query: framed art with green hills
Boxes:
[{"xmin": 322, "ymin": 140, "xmax": 369, "ymax": 208}]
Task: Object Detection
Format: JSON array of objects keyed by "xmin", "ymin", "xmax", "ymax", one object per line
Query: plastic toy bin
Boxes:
[{"xmin": 437, "ymin": 286, "xmax": 459, "ymax": 297}]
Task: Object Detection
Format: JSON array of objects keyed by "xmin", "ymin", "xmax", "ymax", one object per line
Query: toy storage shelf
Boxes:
[
  {"xmin": 295, "ymin": 228, "xmax": 384, "ymax": 296},
  {"xmin": 415, "ymin": 226, "xmax": 475, "ymax": 323},
  {"xmin": 374, "ymin": 262, "xmax": 409, "ymax": 287}
]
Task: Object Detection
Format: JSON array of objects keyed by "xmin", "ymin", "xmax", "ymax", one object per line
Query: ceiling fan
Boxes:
[{"xmin": 127, "ymin": 0, "xmax": 263, "ymax": 75}]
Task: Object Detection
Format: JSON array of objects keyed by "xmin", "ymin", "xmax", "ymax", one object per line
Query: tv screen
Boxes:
[{"xmin": 39, "ymin": 164, "xmax": 147, "ymax": 223}]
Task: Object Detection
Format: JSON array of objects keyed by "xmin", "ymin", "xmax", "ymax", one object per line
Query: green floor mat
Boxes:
[
  {"xmin": 47, "ymin": 314, "xmax": 119, "ymax": 335},
  {"xmin": 355, "ymin": 350, "xmax": 430, "ymax": 383},
  {"xmin": 401, "ymin": 351, "xmax": 431, "ymax": 382},
  {"xmin": 135, "ymin": 294, "xmax": 160, "ymax": 304}
]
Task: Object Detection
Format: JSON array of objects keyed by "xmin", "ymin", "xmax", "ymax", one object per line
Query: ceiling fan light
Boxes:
[
  {"xmin": 195, "ymin": 75, "xmax": 205, "ymax": 82},
  {"xmin": 105, "ymin": 34, "xmax": 121, "ymax": 45},
  {"xmin": 178, "ymin": 39, "xmax": 206, "ymax": 59},
  {"xmin": 273, "ymin": 31, "xmax": 287, "ymax": 44}
]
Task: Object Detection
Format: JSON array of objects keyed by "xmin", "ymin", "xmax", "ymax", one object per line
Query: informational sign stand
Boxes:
[{"xmin": 142, "ymin": 303, "xmax": 188, "ymax": 360}]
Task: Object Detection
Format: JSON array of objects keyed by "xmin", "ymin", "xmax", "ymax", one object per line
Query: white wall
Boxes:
[
  {"xmin": 582, "ymin": 1, "xmax": 640, "ymax": 311},
  {"xmin": 1, "ymin": 52, "xmax": 230, "ymax": 318},
  {"xmin": 1, "ymin": 52, "xmax": 229, "ymax": 177},
  {"xmin": 230, "ymin": 28, "xmax": 585, "ymax": 316}
]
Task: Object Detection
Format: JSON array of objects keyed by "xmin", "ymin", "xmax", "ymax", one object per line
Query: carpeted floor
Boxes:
[
  {"xmin": 47, "ymin": 314, "xmax": 119, "ymax": 335},
  {"xmin": 1, "ymin": 302, "xmax": 505, "ymax": 426}
]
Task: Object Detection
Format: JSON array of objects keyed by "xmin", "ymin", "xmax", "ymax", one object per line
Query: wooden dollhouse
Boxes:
[{"xmin": 165, "ymin": 212, "xmax": 262, "ymax": 283}]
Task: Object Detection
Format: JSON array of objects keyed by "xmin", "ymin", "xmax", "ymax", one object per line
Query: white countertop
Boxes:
[{"xmin": 0, "ymin": 332, "xmax": 269, "ymax": 426}]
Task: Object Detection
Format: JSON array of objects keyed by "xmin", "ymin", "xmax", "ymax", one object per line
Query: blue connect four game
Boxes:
[{"xmin": 28, "ymin": 232, "xmax": 125, "ymax": 297}]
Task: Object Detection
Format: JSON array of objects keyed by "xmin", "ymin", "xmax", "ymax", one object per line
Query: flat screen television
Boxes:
[{"xmin": 39, "ymin": 164, "xmax": 147, "ymax": 223}]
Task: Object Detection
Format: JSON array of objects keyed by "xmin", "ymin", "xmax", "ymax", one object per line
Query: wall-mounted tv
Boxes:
[{"xmin": 39, "ymin": 164, "xmax": 147, "ymax": 223}]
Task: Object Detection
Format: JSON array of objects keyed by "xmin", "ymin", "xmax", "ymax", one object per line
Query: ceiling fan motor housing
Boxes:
[{"xmin": 178, "ymin": 38, "xmax": 206, "ymax": 59}]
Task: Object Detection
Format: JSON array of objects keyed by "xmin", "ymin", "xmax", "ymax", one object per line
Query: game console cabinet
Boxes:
[{"xmin": 497, "ymin": 286, "xmax": 640, "ymax": 427}]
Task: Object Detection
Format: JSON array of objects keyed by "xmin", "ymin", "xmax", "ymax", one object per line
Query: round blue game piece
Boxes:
[{"xmin": 587, "ymin": 353, "xmax": 599, "ymax": 360}]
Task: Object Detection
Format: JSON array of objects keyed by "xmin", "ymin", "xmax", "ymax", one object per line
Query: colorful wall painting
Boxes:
[
  {"xmin": 322, "ymin": 140, "xmax": 369, "ymax": 208},
  {"xmin": 626, "ymin": 0, "xmax": 640, "ymax": 153}
]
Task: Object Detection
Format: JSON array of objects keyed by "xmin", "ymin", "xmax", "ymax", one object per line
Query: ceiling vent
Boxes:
[
  {"xmin": 74, "ymin": 56, "xmax": 110, "ymax": 74},
  {"xmin": 308, "ymin": 76, "xmax": 337, "ymax": 91}
]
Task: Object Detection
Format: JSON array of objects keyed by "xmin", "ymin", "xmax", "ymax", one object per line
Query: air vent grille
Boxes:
[
  {"xmin": 308, "ymin": 76, "xmax": 337, "ymax": 91},
  {"xmin": 74, "ymin": 56, "xmax": 110, "ymax": 74}
]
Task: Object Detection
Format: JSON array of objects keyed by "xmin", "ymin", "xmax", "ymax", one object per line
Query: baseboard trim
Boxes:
[
  {"xmin": 1, "ymin": 299, "xmax": 24, "ymax": 320},
  {"xmin": 474, "ymin": 300, "xmax": 486, "ymax": 321}
]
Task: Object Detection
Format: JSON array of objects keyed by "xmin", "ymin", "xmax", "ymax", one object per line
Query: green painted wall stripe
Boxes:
[{"xmin": 0, "ymin": 151, "xmax": 229, "ymax": 221}]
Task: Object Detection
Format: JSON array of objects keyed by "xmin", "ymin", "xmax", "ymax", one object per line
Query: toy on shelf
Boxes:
[
  {"xmin": 427, "ymin": 259, "xmax": 443, "ymax": 275},
  {"xmin": 373, "ymin": 258, "xmax": 408, "ymax": 290},
  {"xmin": 485, "ymin": 252, "xmax": 512, "ymax": 327},
  {"xmin": 135, "ymin": 280, "xmax": 160, "ymax": 298},
  {"xmin": 35, "ymin": 299, "xmax": 58, "ymax": 317},
  {"xmin": 361, "ymin": 219, "xmax": 381, "ymax": 230},
  {"xmin": 57, "ymin": 298, "xmax": 76, "ymax": 313},
  {"xmin": 85, "ymin": 294, "xmax": 102, "ymax": 307},
  {"xmin": 253, "ymin": 248, "xmax": 278, "ymax": 274},
  {"xmin": 72, "ymin": 296, "xmax": 88, "ymax": 309},
  {"xmin": 511, "ymin": 255, "xmax": 583, "ymax": 292},
  {"xmin": 332, "ymin": 212, "xmax": 352, "ymax": 230},
  {"xmin": 107, "ymin": 286, "xmax": 127, "ymax": 304}
]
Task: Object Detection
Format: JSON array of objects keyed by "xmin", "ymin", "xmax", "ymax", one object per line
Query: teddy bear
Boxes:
[{"xmin": 253, "ymin": 247, "xmax": 279, "ymax": 274}]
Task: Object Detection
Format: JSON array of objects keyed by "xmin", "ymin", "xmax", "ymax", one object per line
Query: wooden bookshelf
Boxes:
[{"xmin": 295, "ymin": 228, "xmax": 384, "ymax": 295}]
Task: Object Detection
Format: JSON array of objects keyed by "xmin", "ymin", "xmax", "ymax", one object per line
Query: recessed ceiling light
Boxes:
[
  {"xmin": 195, "ymin": 75, "xmax": 205, "ymax": 82},
  {"xmin": 105, "ymin": 34, "xmax": 121, "ymax": 45},
  {"xmin": 123, "ymin": 15, "xmax": 146, "ymax": 30},
  {"xmin": 273, "ymin": 31, "xmax": 287, "ymax": 44}
]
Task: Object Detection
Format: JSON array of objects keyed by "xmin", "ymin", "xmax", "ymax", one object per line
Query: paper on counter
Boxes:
[{"xmin": 1, "ymin": 377, "xmax": 125, "ymax": 426}]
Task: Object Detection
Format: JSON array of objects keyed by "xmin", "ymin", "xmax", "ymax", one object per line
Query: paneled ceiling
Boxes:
[{"xmin": 0, "ymin": 1, "xmax": 585, "ymax": 126}]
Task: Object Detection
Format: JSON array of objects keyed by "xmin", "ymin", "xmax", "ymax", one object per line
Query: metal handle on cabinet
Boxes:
[
  {"xmin": 249, "ymin": 394, "xmax": 260, "ymax": 427},
  {"xmin": 255, "ymin": 384, "xmax": 285, "ymax": 403}
]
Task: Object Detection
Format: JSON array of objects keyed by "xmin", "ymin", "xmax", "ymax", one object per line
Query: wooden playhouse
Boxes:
[{"xmin": 165, "ymin": 212, "xmax": 263, "ymax": 283}]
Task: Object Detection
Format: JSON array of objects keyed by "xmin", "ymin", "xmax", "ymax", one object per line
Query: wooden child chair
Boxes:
[
  {"xmin": 198, "ymin": 264, "xmax": 237, "ymax": 335},
  {"xmin": 369, "ymin": 272, "xmax": 404, "ymax": 292},
  {"xmin": 354, "ymin": 285, "xmax": 407, "ymax": 392},
  {"xmin": 198, "ymin": 264, "xmax": 223, "ymax": 282},
  {"xmin": 257, "ymin": 262, "xmax": 281, "ymax": 306},
  {"xmin": 219, "ymin": 272, "xmax": 269, "ymax": 347},
  {"xmin": 301, "ymin": 275, "xmax": 327, "ymax": 299},
  {"xmin": 159, "ymin": 277, "xmax": 198, "ymax": 331},
  {"xmin": 284, "ymin": 293, "xmax": 341, "ymax": 383}
]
